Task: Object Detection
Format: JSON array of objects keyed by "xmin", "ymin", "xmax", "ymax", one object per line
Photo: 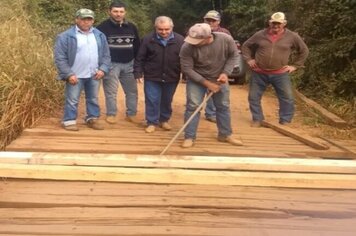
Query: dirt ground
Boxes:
[{"xmin": 61, "ymin": 79, "xmax": 354, "ymax": 141}]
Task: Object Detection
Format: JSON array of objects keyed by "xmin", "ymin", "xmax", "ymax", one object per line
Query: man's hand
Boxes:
[
  {"xmin": 202, "ymin": 80, "xmax": 221, "ymax": 93},
  {"xmin": 247, "ymin": 59, "xmax": 257, "ymax": 69},
  {"xmin": 94, "ymin": 70, "xmax": 105, "ymax": 80},
  {"xmin": 285, "ymin": 65, "xmax": 297, "ymax": 73},
  {"xmin": 67, "ymin": 75, "xmax": 78, "ymax": 85},
  {"xmin": 217, "ymin": 73, "xmax": 228, "ymax": 84}
]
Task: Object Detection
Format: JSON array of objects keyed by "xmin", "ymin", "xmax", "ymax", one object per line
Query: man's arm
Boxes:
[
  {"xmin": 54, "ymin": 34, "xmax": 74, "ymax": 80},
  {"xmin": 292, "ymin": 33, "xmax": 309, "ymax": 68},
  {"xmin": 179, "ymin": 43, "xmax": 205, "ymax": 83}
]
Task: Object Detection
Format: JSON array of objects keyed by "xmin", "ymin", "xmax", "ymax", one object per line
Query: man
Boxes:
[
  {"xmin": 54, "ymin": 8, "xmax": 111, "ymax": 131},
  {"xmin": 241, "ymin": 12, "xmax": 309, "ymax": 126},
  {"xmin": 97, "ymin": 1, "xmax": 141, "ymax": 124},
  {"xmin": 202, "ymin": 10, "xmax": 232, "ymax": 123},
  {"xmin": 179, "ymin": 23, "xmax": 243, "ymax": 148},
  {"xmin": 134, "ymin": 16, "xmax": 184, "ymax": 133}
]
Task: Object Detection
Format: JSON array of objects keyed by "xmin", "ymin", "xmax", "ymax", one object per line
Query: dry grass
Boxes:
[{"xmin": 0, "ymin": 0, "xmax": 63, "ymax": 149}]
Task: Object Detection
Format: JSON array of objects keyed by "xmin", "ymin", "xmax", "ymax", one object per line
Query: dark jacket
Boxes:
[
  {"xmin": 134, "ymin": 32, "xmax": 184, "ymax": 82},
  {"xmin": 97, "ymin": 19, "xmax": 140, "ymax": 63}
]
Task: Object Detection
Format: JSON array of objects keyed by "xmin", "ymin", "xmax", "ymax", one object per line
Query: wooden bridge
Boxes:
[{"xmin": 1, "ymin": 83, "xmax": 356, "ymax": 235}]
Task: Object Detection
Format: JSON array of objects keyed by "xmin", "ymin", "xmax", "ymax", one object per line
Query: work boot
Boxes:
[
  {"xmin": 87, "ymin": 119, "xmax": 104, "ymax": 130},
  {"xmin": 181, "ymin": 139, "xmax": 194, "ymax": 148},
  {"xmin": 63, "ymin": 124, "xmax": 79, "ymax": 131},
  {"xmin": 145, "ymin": 125, "xmax": 155, "ymax": 133},
  {"xmin": 205, "ymin": 116, "xmax": 217, "ymax": 123},
  {"xmin": 217, "ymin": 135, "xmax": 243, "ymax": 146},
  {"xmin": 125, "ymin": 115, "xmax": 141, "ymax": 124},
  {"xmin": 106, "ymin": 115, "xmax": 117, "ymax": 124},
  {"xmin": 159, "ymin": 122, "xmax": 172, "ymax": 131}
]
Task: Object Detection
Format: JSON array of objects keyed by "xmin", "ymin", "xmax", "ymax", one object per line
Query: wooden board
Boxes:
[
  {"xmin": 261, "ymin": 120, "xmax": 330, "ymax": 150},
  {"xmin": 295, "ymin": 90, "xmax": 348, "ymax": 128},
  {"xmin": 1, "ymin": 179, "xmax": 356, "ymax": 236}
]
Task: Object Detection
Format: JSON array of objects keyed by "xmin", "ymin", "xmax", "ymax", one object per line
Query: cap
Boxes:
[
  {"xmin": 270, "ymin": 12, "xmax": 286, "ymax": 24},
  {"xmin": 184, "ymin": 23, "xmax": 212, "ymax": 45},
  {"xmin": 203, "ymin": 10, "xmax": 221, "ymax": 21},
  {"xmin": 76, "ymin": 8, "xmax": 95, "ymax": 19}
]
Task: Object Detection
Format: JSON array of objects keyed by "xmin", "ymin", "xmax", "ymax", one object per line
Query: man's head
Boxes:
[
  {"xmin": 203, "ymin": 10, "xmax": 221, "ymax": 30},
  {"xmin": 109, "ymin": 1, "xmax": 126, "ymax": 23},
  {"xmin": 75, "ymin": 8, "xmax": 95, "ymax": 32},
  {"xmin": 155, "ymin": 16, "xmax": 174, "ymax": 39},
  {"xmin": 184, "ymin": 23, "xmax": 212, "ymax": 46},
  {"xmin": 268, "ymin": 12, "xmax": 287, "ymax": 34}
]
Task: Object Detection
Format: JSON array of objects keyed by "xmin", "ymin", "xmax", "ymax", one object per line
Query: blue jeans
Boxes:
[
  {"xmin": 184, "ymin": 80, "xmax": 232, "ymax": 139},
  {"xmin": 62, "ymin": 77, "xmax": 101, "ymax": 126},
  {"xmin": 248, "ymin": 71, "xmax": 294, "ymax": 123},
  {"xmin": 204, "ymin": 96, "xmax": 216, "ymax": 119},
  {"xmin": 144, "ymin": 80, "xmax": 179, "ymax": 125},
  {"xmin": 103, "ymin": 61, "xmax": 137, "ymax": 117}
]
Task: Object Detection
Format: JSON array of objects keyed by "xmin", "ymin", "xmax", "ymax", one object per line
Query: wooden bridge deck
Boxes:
[{"xmin": 1, "ymin": 84, "xmax": 356, "ymax": 235}]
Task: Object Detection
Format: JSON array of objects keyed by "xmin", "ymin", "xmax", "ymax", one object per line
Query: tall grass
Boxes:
[{"xmin": 0, "ymin": 0, "xmax": 63, "ymax": 149}]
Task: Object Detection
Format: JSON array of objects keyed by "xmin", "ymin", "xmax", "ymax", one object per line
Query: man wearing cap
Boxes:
[
  {"xmin": 97, "ymin": 1, "xmax": 141, "ymax": 125},
  {"xmin": 179, "ymin": 23, "xmax": 243, "ymax": 148},
  {"xmin": 242, "ymin": 12, "xmax": 309, "ymax": 127},
  {"xmin": 54, "ymin": 8, "xmax": 111, "ymax": 131},
  {"xmin": 202, "ymin": 10, "xmax": 232, "ymax": 124}
]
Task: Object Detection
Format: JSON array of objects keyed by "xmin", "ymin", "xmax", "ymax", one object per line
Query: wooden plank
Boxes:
[
  {"xmin": 1, "ymin": 163, "xmax": 356, "ymax": 189},
  {"xmin": 261, "ymin": 120, "xmax": 330, "ymax": 150},
  {"xmin": 2, "ymin": 180, "xmax": 356, "ymax": 204},
  {"xmin": 295, "ymin": 90, "xmax": 348, "ymax": 128},
  {"xmin": 1, "ymin": 152, "xmax": 356, "ymax": 174},
  {"xmin": 318, "ymin": 136, "xmax": 356, "ymax": 158},
  {"xmin": 1, "ymin": 224, "xmax": 354, "ymax": 236}
]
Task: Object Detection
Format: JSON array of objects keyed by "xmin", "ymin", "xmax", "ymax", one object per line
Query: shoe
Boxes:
[
  {"xmin": 251, "ymin": 121, "xmax": 262, "ymax": 127},
  {"xmin": 106, "ymin": 115, "xmax": 117, "ymax": 124},
  {"xmin": 279, "ymin": 121, "xmax": 291, "ymax": 126},
  {"xmin": 145, "ymin": 125, "xmax": 155, "ymax": 133},
  {"xmin": 63, "ymin": 124, "xmax": 79, "ymax": 131},
  {"xmin": 206, "ymin": 117, "xmax": 217, "ymax": 123},
  {"xmin": 181, "ymin": 139, "xmax": 194, "ymax": 148},
  {"xmin": 159, "ymin": 122, "xmax": 172, "ymax": 131},
  {"xmin": 218, "ymin": 135, "xmax": 243, "ymax": 146},
  {"xmin": 87, "ymin": 119, "xmax": 104, "ymax": 130},
  {"xmin": 125, "ymin": 115, "xmax": 141, "ymax": 124}
]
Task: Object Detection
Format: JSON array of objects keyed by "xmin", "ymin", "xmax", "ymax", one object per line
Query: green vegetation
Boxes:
[
  {"xmin": 0, "ymin": 0, "xmax": 62, "ymax": 149},
  {"xmin": 0, "ymin": 0, "xmax": 354, "ymax": 149}
]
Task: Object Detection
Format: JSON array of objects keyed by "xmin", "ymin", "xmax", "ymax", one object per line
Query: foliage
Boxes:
[{"xmin": 0, "ymin": 0, "xmax": 62, "ymax": 149}]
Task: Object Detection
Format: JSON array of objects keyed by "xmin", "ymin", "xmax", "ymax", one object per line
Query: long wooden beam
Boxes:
[
  {"xmin": 1, "ymin": 162, "xmax": 356, "ymax": 189},
  {"xmin": 261, "ymin": 121, "xmax": 330, "ymax": 150},
  {"xmin": 295, "ymin": 90, "xmax": 348, "ymax": 128},
  {"xmin": 1, "ymin": 152, "xmax": 356, "ymax": 174}
]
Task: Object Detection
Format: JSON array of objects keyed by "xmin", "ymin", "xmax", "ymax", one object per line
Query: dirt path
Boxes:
[{"xmin": 55, "ymin": 79, "xmax": 353, "ymax": 141}]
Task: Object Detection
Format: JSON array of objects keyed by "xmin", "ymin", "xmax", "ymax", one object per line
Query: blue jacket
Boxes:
[{"xmin": 54, "ymin": 26, "xmax": 111, "ymax": 80}]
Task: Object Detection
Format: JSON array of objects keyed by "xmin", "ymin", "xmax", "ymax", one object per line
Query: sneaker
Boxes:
[
  {"xmin": 159, "ymin": 122, "xmax": 172, "ymax": 131},
  {"xmin": 125, "ymin": 115, "xmax": 141, "ymax": 124},
  {"xmin": 181, "ymin": 139, "xmax": 194, "ymax": 148},
  {"xmin": 206, "ymin": 117, "xmax": 217, "ymax": 123},
  {"xmin": 106, "ymin": 115, "xmax": 117, "ymax": 124},
  {"xmin": 63, "ymin": 124, "xmax": 79, "ymax": 131},
  {"xmin": 217, "ymin": 135, "xmax": 243, "ymax": 146},
  {"xmin": 145, "ymin": 125, "xmax": 155, "ymax": 133},
  {"xmin": 87, "ymin": 119, "xmax": 104, "ymax": 130},
  {"xmin": 251, "ymin": 121, "xmax": 262, "ymax": 127}
]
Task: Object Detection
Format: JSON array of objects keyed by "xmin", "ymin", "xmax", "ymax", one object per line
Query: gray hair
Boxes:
[{"xmin": 154, "ymin": 16, "xmax": 174, "ymax": 28}]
